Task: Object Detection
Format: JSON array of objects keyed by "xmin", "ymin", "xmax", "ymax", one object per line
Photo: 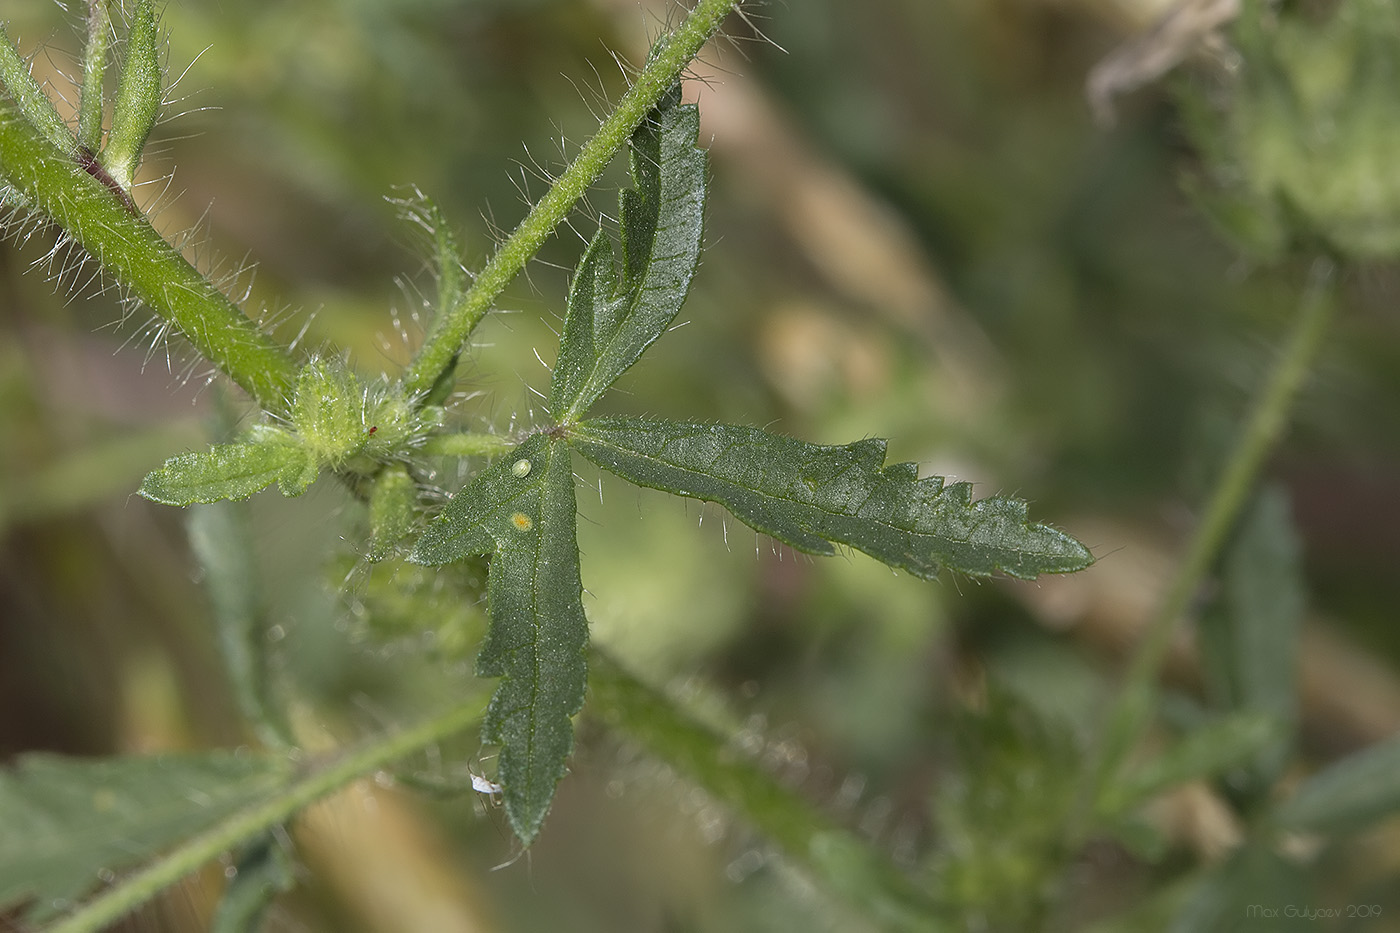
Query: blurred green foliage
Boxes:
[{"xmin": 5, "ymin": 0, "xmax": 1400, "ymax": 930}]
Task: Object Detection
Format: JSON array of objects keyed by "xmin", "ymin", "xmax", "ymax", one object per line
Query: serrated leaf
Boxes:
[
  {"xmin": 139, "ymin": 427, "xmax": 315, "ymax": 505},
  {"xmin": 410, "ymin": 433, "xmax": 587, "ymax": 843},
  {"xmin": 1198, "ymin": 485, "xmax": 1304, "ymax": 793},
  {"xmin": 1273, "ymin": 732, "xmax": 1400, "ymax": 835},
  {"xmin": 102, "ymin": 0, "xmax": 160, "ymax": 189},
  {"xmin": 548, "ymin": 86, "xmax": 706, "ymax": 420},
  {"xmin": 571, "ymin": 417, "xmax": 1093, "ymax": 579},
  {"xmin": 0, "ymin": 752, "xmax": 288, "ymax": 922}
]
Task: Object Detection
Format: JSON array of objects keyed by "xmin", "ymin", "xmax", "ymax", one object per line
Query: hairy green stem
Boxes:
[
  {"xmin": 44, "ymin": 699, "xmax": 487, "ymax": 933},
  {"xmin": 0, "ymin": 94, "xmax": 298, "ymax": 411},
  {"xmin": 588, "ymin": 652, "xmax": 949, "ymax": 932},
  {"xmin": 78, "ymin": 0, "xmax": 111, "ymax": 153},
  {"xmin": 400, "ymin": 0, "xmax": 741, "ymax": 399},
  {"xmin": 1079, "ymin": 258, "xmax": 1337, "ymax": 831}
]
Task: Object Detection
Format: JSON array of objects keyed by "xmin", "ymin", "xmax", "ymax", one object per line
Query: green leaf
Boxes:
[
  {"xmin": 0, "ymin": 752, "xmax": 289, "ymax": 923},
  {"xmin": 548, "ymin": 86, "xmax": 707, "ymax": 420},
  {"xmin": 187, "ymin": 502, "xmax": 292, "ymax": 748},
  {"xmin": 570, "ymin": 417, "xmax": 1093, "ymax": 579},
  {"xmin": 209, "ymin": 835, "xmax": 295, "ymax": 933},
  {"xmin": 102, "ymin": 0, "xmax": 160, "ymax": 189},
  {"xmin": 1198, "ymin": 485, "xmax": 1304, "ymax": 793},
  {"xmin": 1098, "ymin": 712, "xmax": 1281, "ymax": 819},
  {"xmin": 1273, "ymin": 732, "xmax": 1400, "ymax": 835},
  {"xmin": 410, "ymin": 433, "xmax": 587, "ymax": 843},
  {"xmin": 1169, "ymin": 844, "xmax": 1315, "ymax": 933},
  {"xmin": 139, "ymin": 426, "xmax": 316, "ymax": 505}
]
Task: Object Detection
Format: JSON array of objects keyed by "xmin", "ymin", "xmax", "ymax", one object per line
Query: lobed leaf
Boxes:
[
  {"xmin": 548, "ymin": 86, "xmax": 707, "ymax": 420},
  {"xmin": 0, "ymin": 752, "xmax": 289, "ymax": 923},
  {"xmin": 570, "ymin": 417, "xmax": 1093, "ymax": 580},
  {"xmin": 139, "ymin": 426, "xmax": 316, "ymax": 505},
  {"xmin": 410, "ymin": 433, "xmax": 587, "ymax": 843}
]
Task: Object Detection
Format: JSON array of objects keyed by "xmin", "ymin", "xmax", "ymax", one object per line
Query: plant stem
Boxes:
[
  {"xmin": 1079, "ymin": 258, "xmax": 1337, "ymax": 831},
  {"xmin": 78, "ymin": 0, "xmax": 111, "ymax": 153},
  {"xmin": 400, "ymin": 0, "xmax": 741, "ymax": 399},
  {"xmin": 45, "ymin": 699, "xmax": 487, "ymax": 933},
  {"xmin": 588, "ymin": 651, "xmax": 949, "ymax": 932},
  {"xmin": 0, "ymin": 96, "xmax": 299, "ymax": 412}
]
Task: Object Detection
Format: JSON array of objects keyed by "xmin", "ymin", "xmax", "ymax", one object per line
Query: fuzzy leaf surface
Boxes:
[
  {"xmin": 139, "ymin": 427, "xmax": 315, "ymax": 505},
  {"xmin": 410, "ymin": 433, "xmax": 587, "ymax": 843},
  {"xmin": 571, "ymin": 417, "xmax": 1093, "ymax": 579},
  {"xmin": 0, "ymin": 752, "xmax": 288, "ymax": 922},
  {"xmin": 548, "ymin": 86, "xmax": 706, "ymax": 420}
]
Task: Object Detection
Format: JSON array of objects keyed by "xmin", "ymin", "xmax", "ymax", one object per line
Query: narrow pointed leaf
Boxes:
[
  {"xmin": 549, "ymin": 86, "xmax": 706, "ymax": 420},
  {"xmin": 1273, "ymin": 732, "xmax": 1400, "ymax": 835},
  {"xmin": 102, "ymin": 0, "xmax": 160, "ymax": 189},
  {"xmin": 1198, "ymin": 485, "xmax": 1304, "ymax": 792},
  {"xmin": 571, "ymin": 417, "xmax": 1093, "ymax": 579},
  {"xmin": 0, "ymin": 752, "xmax": 288, "ymax": 923},
  {"xmin": 1098, "ymin": 712, "xmax": 1281, "ymax": 818},
  {"xmin": 187, "ymin": 502, "xmax": 292, "ymax": 748},
  {"xmin": 410, "ymin": 433, "xmax": 587, "ymax": 843},
  {"xmin": 139, "ymin": 427, "xmax": 314, "ymax": 505},
  {"xmin": 209, "ymin": 835, "xmax": 295, "ymax": 933}
]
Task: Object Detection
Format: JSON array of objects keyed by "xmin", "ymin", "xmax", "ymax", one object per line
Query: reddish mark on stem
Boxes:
[{"xmin": 75, "ymin": 147, "xmax": 140, "ymax": 217}]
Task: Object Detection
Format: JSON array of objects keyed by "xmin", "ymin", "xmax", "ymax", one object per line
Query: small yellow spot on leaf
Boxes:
[{"xmin": 510, "ymin": 512, "xmax": 533, "ymax": 531}]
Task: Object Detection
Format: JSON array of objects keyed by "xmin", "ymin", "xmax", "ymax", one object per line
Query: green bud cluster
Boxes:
[
  {"xmin": 291, "ymin": 358, "xmax": 441, "ymax": 470},
  {"xmin": 139, "ymin": 358, "xmax": 443, "ymax": 506},
  {"xmin": 1183, "ymin": 0, "xmax": 1400, "ymax": 261}
]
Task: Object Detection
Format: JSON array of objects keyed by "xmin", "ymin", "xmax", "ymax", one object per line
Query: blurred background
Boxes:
[{"xmin": 3, "ymin": 0, "xmax": 1400, "ymax": 929}]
